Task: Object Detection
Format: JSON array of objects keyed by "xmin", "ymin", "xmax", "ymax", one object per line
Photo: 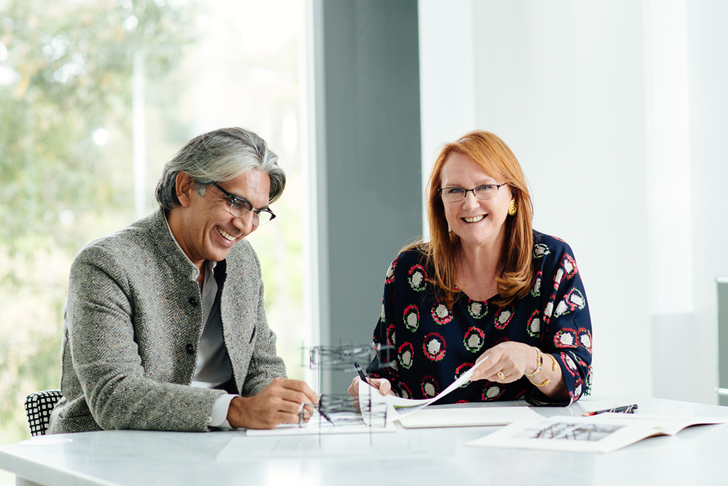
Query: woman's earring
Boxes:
[{"xmin": 508, "ymin": 198, "xmax": 518, "ymax": 216}]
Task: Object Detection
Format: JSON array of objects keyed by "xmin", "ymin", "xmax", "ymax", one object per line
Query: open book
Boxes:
[{"xmin": 465, "ymin": 413, "xmax": 728, "ymax": 453}]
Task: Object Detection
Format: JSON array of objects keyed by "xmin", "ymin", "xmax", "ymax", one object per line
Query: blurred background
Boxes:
[
  {"xmin": 2, "ymin": 2, "xmax": 728, "ymax": 483},
  {"xmin": 0, "ymin": 0, "xmax": 308, "ymax": 451}
]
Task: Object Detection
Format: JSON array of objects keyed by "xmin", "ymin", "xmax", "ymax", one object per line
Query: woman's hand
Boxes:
[
  {"xmin": 347, "ymin": 376, "xmax": 394, "ymax": 398},
  {"xmin": 347, "ymin": 376, "xmax": 395, "ymax": 412},
  {"xmin": 471, "ymin": 342, "xmax": 539, "ymax": 383},
  {"xmin": 471, "ymin": 342, "xmax": 568, "ymax": 401}
]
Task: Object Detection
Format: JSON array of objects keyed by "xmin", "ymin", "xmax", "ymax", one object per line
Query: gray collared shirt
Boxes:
[{"xmin": 164, "ymin": 217, "xmax": 236, "ymax": 427}]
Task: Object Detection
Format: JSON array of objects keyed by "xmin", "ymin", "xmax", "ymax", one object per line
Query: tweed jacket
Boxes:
[{"xmin": 48, "ymin": 208, "xmax": 286, "ymax": 434}]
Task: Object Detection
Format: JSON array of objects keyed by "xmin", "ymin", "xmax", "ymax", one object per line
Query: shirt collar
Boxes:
[{"xmin": 163, "ymin": 213, "xmax": 217, "ymax": 281}]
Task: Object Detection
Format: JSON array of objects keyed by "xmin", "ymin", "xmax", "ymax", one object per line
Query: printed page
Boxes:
[
  {"xmin": 465, "ymin": 415, "xmax": 728, "ymax": 453},
  {"xmin": 595, "ymin": 413, "xmax": 728, "ymax": 436}
]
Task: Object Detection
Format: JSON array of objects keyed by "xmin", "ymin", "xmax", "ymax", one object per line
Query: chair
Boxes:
[{"xmin": 24, "ymin": 390, "xmax": 62, "ymax": 436}]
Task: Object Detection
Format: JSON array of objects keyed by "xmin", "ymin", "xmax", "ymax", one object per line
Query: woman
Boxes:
[{"xmin": 349, "ymin": 130, "xmax": 591, "ymax": 405}]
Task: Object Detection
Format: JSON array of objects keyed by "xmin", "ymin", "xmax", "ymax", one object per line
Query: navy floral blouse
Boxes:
[{"xmin": 368, "ymin": 231, "xmax": 592, "ymax": 406}]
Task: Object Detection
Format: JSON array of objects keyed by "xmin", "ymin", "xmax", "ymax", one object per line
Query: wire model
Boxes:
[
  {"xmin": 296, "ymin": 391, "xmax": 389, "ymax": 447},
  {"xmin": 297, "ymin": 394, "xmax": 388, "ymax": 429},
  {"xmin": 300, "ymin": 342, "xmax": 394, "ymax": 443},
  {"xmin": 307, "ymin": 342, "xmax": 394, "ymax": 373}
]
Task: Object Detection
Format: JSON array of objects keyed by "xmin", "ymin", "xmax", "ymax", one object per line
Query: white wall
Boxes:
[
  {"xmin": 419, "ymin": 0, "xmax": 728, "ymax": 403},
  {"xmin": 684, "ymin": 0, "xmax": 728, "ymax": 403},
  {"xmin": 644, "ymin": 0, "xmax": 697, "ymax": 402},
  {"xmin": 418, "ymin": 0, "xmax": 477, "ymax": 239}
]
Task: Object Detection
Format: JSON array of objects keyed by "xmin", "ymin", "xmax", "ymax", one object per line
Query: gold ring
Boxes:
[{"xmin": 497, "ymin": 371, "xmax": 505, "ymax": 380}]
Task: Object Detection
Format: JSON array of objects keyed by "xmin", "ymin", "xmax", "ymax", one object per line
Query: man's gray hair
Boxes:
[{"xmin": 155, "ymin": 127, "xmax": 285, "ymax": 211}]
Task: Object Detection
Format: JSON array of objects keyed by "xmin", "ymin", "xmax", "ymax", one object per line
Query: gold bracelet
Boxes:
[
  {"xmin": 525, "ymin": 348, "xmax": 543, "ymax": 377},
  {"xmin": 547, "ymin": 353, "xmax": 558, "ymax": 371},
  {"xmin": 532, "ymin": 378, "xmax": 551, "ymax": 387}
]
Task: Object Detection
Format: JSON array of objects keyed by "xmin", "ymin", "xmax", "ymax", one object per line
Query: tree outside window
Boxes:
[{"xmin": 0, "ymin": 0, "xmax": 306, "ymax": 444}]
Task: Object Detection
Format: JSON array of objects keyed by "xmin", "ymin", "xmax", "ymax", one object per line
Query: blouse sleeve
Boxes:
[{"xmin": 528, "ymin": 239, "xmax": 592, "ymax": 405}]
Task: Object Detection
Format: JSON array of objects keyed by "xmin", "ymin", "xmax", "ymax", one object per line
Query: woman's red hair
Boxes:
[{"xmin": 412, "ymin": 130, "xmax": 534, "ymax": 307}]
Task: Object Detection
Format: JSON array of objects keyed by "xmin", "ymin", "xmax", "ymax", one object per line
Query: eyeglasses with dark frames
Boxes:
[
  {"xmin": 438, "ymin": 183, "xmax": 507, "ymax": 202},
  {"xmin": 210, "ymin": 182, "xmax": 276, "ymax": 226}
]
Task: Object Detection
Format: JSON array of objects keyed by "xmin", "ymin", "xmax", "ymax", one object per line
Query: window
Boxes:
[{"xmin": 0, "ymin": 0, "xmax": 307, "ymax": 442}]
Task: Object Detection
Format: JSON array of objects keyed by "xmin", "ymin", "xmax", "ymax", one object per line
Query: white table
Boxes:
[{"xmin": 1, "ymin": 397, "xmax": 727, "ymax": 486}]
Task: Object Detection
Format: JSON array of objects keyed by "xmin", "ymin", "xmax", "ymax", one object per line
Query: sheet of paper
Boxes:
[
  {"xmin": 397, "ymin": 405, "xmax": 543, "ymax": 429},
  {"xmin": 358, "ymin": 357, "xmax": 486, "ymax": 424},
  {"xmin": 245, "ymin": 412, "xmax": 396, "ymax": 437},
  {"xmin": 465, "ymin": 414, "xmax": 728, "ymax": 453}
]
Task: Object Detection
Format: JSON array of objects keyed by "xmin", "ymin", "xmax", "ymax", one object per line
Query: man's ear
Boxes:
[{"xmin": 175, "ymin": 172, "xmax": 195, "ymax": 208}]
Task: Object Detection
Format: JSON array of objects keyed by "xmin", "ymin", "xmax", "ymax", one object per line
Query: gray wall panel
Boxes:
[
  {"xmin": 718, "ymin": 280, "xmax": 728, "ymax": 406},
  {"xmin": 316, "ymin": 0, "xmax": 422, "ymax": 393}
]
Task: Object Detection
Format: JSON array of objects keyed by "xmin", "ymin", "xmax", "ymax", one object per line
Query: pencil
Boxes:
[{"xmin": 582, "ymin": 403, "xmax": 639, "ymax": 416}]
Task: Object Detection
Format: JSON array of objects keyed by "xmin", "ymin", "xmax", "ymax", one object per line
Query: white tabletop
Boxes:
[{"xmin": 2, "ymin": 396, "xmax": 727, "ymax": 486}]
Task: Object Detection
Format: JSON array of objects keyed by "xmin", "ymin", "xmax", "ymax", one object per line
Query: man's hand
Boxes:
[{"xmin": 226, "ymin": 378, "xmax": 319, "ymax": 429}]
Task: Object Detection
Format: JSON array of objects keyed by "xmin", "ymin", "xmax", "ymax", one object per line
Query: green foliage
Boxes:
[
  {"xmin": 0, "ymin": 327, "xmax": 62, "ymax": 442},
  {"xmin": 0, "ymin": 0, "xmax": 199, "ymax": 443},
  {"xmin": 0, "ymin": 0, "xmax": 307, "ymax": 442},
  {"xmin": 0, "ymin": 0, "xmax": 199, "ymax": 272}
]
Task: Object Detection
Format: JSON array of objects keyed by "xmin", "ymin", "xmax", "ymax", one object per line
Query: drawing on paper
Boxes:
[{"xmin": 517, "ymin": 422, "xmax": 625, "ymax": 442}]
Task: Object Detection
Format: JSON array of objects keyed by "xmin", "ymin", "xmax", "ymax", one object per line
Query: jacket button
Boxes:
[
  {"xmin": 186, "ymin": 344, "xmax": 194, "ymax": 354},
  {"xmin": 188, "ymin": 297, "xmax": 198, "ymax": 306}
]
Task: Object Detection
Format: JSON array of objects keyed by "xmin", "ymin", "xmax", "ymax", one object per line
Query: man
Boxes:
[{"xmin": 48, "ymin": 127, "xmax": 317, "ymax": 433}]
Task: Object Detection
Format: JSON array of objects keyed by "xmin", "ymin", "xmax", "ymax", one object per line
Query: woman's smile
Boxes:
[{"xmin": 440, "ymin": 152, "xmax": 511, "ymax": 249}]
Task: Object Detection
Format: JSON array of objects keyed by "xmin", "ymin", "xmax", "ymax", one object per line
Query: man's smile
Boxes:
[{"xmin": 216, "ymin": 226, "xmax": 239, "ymax": 242}]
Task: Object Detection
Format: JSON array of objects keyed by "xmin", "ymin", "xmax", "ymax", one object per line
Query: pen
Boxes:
[
  {"xmin": 582, "ymin": 403, "xmax": 639, "ymax": 416},
  {"xmin": 317, "ymin": 404, "xmax": 335, "ymax": 426},
  {"xmin": 354, "ymin": 362, "xmax": 369, "ymax": 384},
  {"xmin": 298, "ymin": 402, "xmax": 335, "ymax": 426}
]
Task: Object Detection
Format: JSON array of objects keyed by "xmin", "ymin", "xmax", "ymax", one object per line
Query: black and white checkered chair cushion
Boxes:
[{"xmin": 24, "ymin": 390, "xmax": 63, "ymax": 436}]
